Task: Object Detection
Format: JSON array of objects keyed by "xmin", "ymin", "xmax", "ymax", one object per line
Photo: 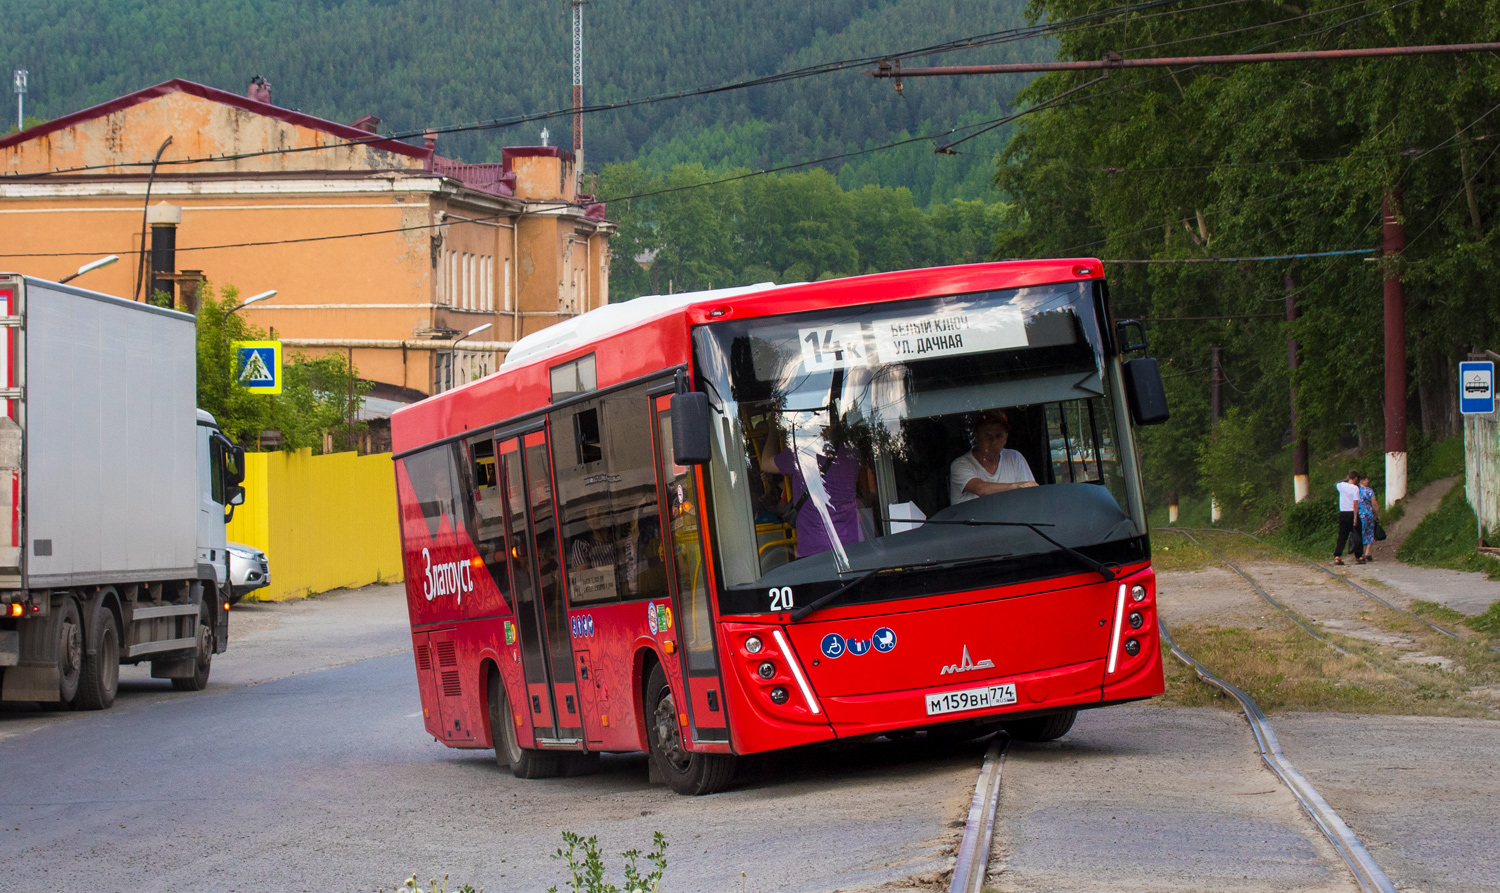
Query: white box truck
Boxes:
[{"xmin": 0, "ymin": 274, "xmax": 243, "ymax": 709}]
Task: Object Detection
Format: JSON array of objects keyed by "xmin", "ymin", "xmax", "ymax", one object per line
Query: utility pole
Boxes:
[
  {"xmin": 570, "ymin": 0, "xmax": 586, "ymax": 184},
  {"xmin": 13, "ymin": 70, "xmax": 26, "ymax": 131},
  {"xmin": 1210, "ymin": 346, "xmax": 1224, "ymax": 523},
  {"xmin": 1384, "ymin": 191, "xmax": 1408, "ymax": 508},
  {"xmin": 1287, "ymin": 274, "xmax": 1310, "ymax": 502}
]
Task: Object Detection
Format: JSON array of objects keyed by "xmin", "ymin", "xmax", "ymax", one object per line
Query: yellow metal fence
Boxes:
[{"xmin": 226, "ymin": 449, "xmax": 403, "ymax": 601}]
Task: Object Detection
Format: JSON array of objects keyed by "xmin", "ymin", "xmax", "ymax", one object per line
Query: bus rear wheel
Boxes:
[
  {"xmin": 1002, "ymin": 710, "xmax": 1077, "ymax": 742},
  {"xmin": 644, "ymin": 664, "xmax": 735, "ymax": 795},
  {"xmin": 488, "ymin": 670, "xmax": 562, "ymax": 779}
]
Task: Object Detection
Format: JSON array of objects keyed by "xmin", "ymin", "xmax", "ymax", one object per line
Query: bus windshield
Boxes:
[{"xmin": 692, "ymin": 281, "xmax": 1147, "ymax": 605}]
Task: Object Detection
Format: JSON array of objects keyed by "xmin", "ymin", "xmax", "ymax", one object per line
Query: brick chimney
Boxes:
[
  {"xmin": 350, "ymin": 114, "xmax": 381, "ymax": 134},
  {"xmin": 247, "ymin": 76, "xmax": 273, "ymax": 104}
]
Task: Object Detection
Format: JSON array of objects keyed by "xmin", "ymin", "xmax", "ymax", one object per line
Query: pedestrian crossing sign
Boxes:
[{"xmin": 233, "ymin": 341, "xmax": 282, "ymax": 394}]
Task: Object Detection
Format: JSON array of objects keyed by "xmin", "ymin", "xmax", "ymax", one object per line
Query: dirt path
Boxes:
[{"xmin": 1384, "ymin": 475, "xmax": 1459, "ymax": 555}]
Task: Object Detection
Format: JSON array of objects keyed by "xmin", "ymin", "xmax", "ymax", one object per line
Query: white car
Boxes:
[{"xmin": 226, "ymin": 542, "xmax": 270, "ymax": 604}]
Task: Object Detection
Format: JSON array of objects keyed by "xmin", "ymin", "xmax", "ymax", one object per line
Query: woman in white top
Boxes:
[
  {"xmin": 1333, "ymin": 469, "xmax": 1365, "ymax": 565},
  {"xmin": 949, "ymin": 412, "xmax": 1037, "ymax": 505}
]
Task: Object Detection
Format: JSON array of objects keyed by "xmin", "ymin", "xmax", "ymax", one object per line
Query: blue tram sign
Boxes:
[{"xmin": 1460, "ymin": 361, "xmax": 1494, "ymax": 415}]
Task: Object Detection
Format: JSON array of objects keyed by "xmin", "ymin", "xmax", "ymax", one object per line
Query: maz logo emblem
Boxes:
[{"xmin": 940, "ymin": 645, "xmax": 996, "ymax": 675}]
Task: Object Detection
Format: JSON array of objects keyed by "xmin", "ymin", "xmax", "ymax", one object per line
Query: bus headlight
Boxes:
[
  {"xmin": 769, "ymin": 687, "xmax": 790, "ymax": 705},
  {"xmin": 757, "ymin": 661, "xmax": 776, "ymax": 680},
  {"xmin": 745, "ymin": 636, "xmax": 764, "ymax": 654},
  {"xmin": 1124, "ymin": 638, "xmax": 1141, "ymax": 657},
  {"xmin": 1131, "ymin": 585, "xmax": 1147, "ymax": 602},
  {"xmin": 1128, "ymin": 611, "xmax": 1144, "ymax": 629}
]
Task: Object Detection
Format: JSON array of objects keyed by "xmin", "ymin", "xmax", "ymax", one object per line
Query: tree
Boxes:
[{"xmin": 196, "ymin": 284, "xmax": 371, "ymax": 451}]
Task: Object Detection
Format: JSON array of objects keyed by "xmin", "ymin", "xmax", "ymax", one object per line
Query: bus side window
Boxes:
[
  {"xmin": 600, "ymin": 386, "xmax": 669, "ymax": 603},
  {"xmin": 553, "ymin": 400, "xmax": 620, "ymax": 605},
  {"xmin": 463, "ymin": 433, "xmax": 512, "ymax": 608}
]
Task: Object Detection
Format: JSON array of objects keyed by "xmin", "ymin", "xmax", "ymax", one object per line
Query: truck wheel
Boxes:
[
  {"xmin": 488, "ymin": 669, "xmax": 561, "ymax": 779},
  {"xmin": 55, "ymin": 599, "xmax": 83, "ymax": 707},
  {"xmin": 170, "ymin": 605, "xmax": 213, "ymax": 692},
  {"xmin": 644, "ymin": 663, "xmax": 735, "ymax": 795},
  {"xmin": 1002, "ymin": 710, "xmax": 1077, "ymax": 742},
  {"xmin": 75, "ymin": 608, "xmax": 120, "ymax": 710}
]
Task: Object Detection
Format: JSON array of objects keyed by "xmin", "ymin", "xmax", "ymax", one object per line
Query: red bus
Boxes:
[{"xmin": 391, "ymin": 260, "xmax": 1169, "ymax": 794}]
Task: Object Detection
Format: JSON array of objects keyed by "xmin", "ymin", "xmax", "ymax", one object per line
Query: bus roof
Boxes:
[
  {"xmin": 392, "ymin": 260, "xmax": 1104, "ymax": 452},
  {"xmin": 501, "ymin": 281, "xmax": 786, "ymax": 370}
]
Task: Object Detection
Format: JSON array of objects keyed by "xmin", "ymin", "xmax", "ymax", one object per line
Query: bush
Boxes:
[
  {"xmin": 1278, "ymin": 496, "xmax": 1340, "ymax": 555},
  {"xmin": 1196, "ymin": 409, "xmax": 1285, "ymax": 526}
]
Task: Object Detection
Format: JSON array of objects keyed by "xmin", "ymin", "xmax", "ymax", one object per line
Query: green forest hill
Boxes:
[{"xmin": 1, "ymin": 0, "xmax": 1048, "ymax": 205}]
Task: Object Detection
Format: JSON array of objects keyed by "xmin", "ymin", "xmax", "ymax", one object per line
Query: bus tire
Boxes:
[
  {"xmin": 488, "ymin": 669, "xmax": 562, "ymax": 779},
  {"xmin": 644, "ymin": 663, "xmax": 736, "ymax": 795},
  {"xmin": 55, "ymin": 598, "xmax": 83, "ymax": 707},
  {"xmin": 1002, "ymin": 710, "xmax": 1077, "ymax": 742},
  {"xmin": 170, "ymin": 603, "xmax": 213, "ymax": 692},
  {"xmin": 75, "ymin": 606, "xmax": 120, "ymax": 710}
]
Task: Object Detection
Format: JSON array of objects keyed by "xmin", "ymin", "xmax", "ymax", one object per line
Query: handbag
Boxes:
[{"xmin": 1374, "ymin": 520, "xmax": 1387, "ymax": 541}]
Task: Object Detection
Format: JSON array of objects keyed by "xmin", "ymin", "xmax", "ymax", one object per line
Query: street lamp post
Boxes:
[
  {"xmin": 58, "ymin": 255, "xmax": 120, "ymax": 284},
  {"xmin": 441, "ymin": 323, "xmax": 492, "ymax": 393},
  {"xmin": 226, "ymin": 290, "xmax": 277, "ymax": 316}
]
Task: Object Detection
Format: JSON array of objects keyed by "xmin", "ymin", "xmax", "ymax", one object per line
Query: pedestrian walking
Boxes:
[
  {"xmin": 1357, "ymin": 472, "xmax": 1380, "ymax": 562},
  {"xmin": 1333, "ymin": 469, "xmax": 1364, "ymax": 566}
]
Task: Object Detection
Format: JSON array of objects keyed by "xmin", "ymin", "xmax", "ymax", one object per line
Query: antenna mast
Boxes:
[{"xmin": 570, "ymin": 0, "xmax": 585, "ymax": 178}]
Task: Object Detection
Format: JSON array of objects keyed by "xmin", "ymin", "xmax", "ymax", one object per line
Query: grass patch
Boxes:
[
  {"xmin": 1411, "ymin": 599, "xmax": 1468, "ymax": 625},
  {"xmin": 1397, "ymin": 483, "xmax": 1500, "ymax": 580},
  {"xmin": 1161, "ymin": 607, "xmax": 1500, "ymax": 717},
  {"xmin": 1151, "ymin": 530, "xmax": 1216, "ymax": 571},
  {"xmin": 1467, "ymin": 601, "xmax": 1500, "ymax": 636}
]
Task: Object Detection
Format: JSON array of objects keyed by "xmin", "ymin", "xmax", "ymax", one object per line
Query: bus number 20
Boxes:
[{"xmin": 769, "ymin": 587, "xmax": 795, "ymax": 611}]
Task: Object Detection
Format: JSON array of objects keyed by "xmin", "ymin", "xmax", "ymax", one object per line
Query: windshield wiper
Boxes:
[
  {"xmin": 881, "ymin": 518, "xmax": 1119, "ymax": 581},
  {"xmin": 789, "ymin": 569, "xmax": 879, "ymax": 622}
]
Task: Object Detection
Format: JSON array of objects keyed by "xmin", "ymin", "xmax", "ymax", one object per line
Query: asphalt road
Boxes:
[{"xmin": 0, "ymin": 586, "xmax": 980, "ymax": 892}]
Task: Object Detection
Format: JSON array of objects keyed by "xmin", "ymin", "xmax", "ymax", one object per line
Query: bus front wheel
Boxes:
[
  {"xmin": 1002, "ymin": 710, "xmax": 1077, "ymax": 742},
  {"xmin": 488, "ymin": 670, "xmax": 562, "ymax": 779},
  {"xmin": 644, "ymin": 664, "xmax": 735, "ymax": 795}
]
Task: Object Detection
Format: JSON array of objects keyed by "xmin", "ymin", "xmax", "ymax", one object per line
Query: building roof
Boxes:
[{"xmin": 0, "ymin": 78, "xmax": 429, "ymax": 160}]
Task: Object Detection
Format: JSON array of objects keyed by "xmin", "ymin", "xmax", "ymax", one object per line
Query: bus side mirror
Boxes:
[
  {"xmin": 671, "ymin": 392, "xmax": 712, "ymax": 465},
  {"xmin": 1123, "ymin": 357, "xmax": 1170, "ymax": 425}
]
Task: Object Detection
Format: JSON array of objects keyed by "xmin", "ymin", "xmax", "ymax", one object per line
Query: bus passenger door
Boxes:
[
  {"xmin": 500, "ymin": 430, "xmax": 585, "ymax": 745},
  {"xmin": 651, "ymin": 394, "xmax": 730, "ymax": 743},
  {"xmin": 497, "ymin": 434, "xmax": 574, "ymax": 744}
]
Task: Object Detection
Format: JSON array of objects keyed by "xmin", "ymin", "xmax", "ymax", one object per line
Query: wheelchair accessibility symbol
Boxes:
[{"xmin": 820, "ymin": 633, "xmax": 846, "ymax": 659}]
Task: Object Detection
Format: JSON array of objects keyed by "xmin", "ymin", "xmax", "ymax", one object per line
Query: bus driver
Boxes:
[{"xmin": 949, "ymin": 411, "xmax": 1037, "ymax": 505}]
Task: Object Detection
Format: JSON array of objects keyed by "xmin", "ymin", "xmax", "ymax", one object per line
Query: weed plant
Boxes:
[{"xmin": 548, "ymin": 831, "xmax": 668, "ymax": 893}]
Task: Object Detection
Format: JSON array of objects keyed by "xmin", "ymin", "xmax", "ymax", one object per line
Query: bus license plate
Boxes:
[{"xmin": 925, "ymin": 683, "xmax": 1018, "ymax": 716}]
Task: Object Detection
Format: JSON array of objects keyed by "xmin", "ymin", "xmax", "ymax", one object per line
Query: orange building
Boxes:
[{"xmin": 0, "ymin": 78, "xmax": 614, "ymax": 402}]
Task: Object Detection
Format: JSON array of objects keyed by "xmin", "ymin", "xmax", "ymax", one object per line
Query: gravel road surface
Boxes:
[
  {"xmin": 987, "ymin": 704, "xmax": 1356, "ymax": 893},
  {"xmin": 0, "ymin": 586, "xmax": 979, "ymax": 892},
  {"xmin": 1274, "ymin": 712, "xmax": 1500, "ymax": 893}
]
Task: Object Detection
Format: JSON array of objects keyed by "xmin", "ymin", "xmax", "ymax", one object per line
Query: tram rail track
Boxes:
[
  {"xmin": 1159, "ymin": 621, "xmax": 1399, "ymax": 893},
  {"xmin": 950, "ymin": 529, "xmax": 1419, "ymax": 893}
]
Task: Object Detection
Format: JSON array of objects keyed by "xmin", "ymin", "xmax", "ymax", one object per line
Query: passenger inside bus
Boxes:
[
  {"xmin": 757, "ymin": 415, "xmax": 864, "ymax": 559},
  {"xmin": 949, "ymin": 411, "xmax": 1038, "ymax": 505}
]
